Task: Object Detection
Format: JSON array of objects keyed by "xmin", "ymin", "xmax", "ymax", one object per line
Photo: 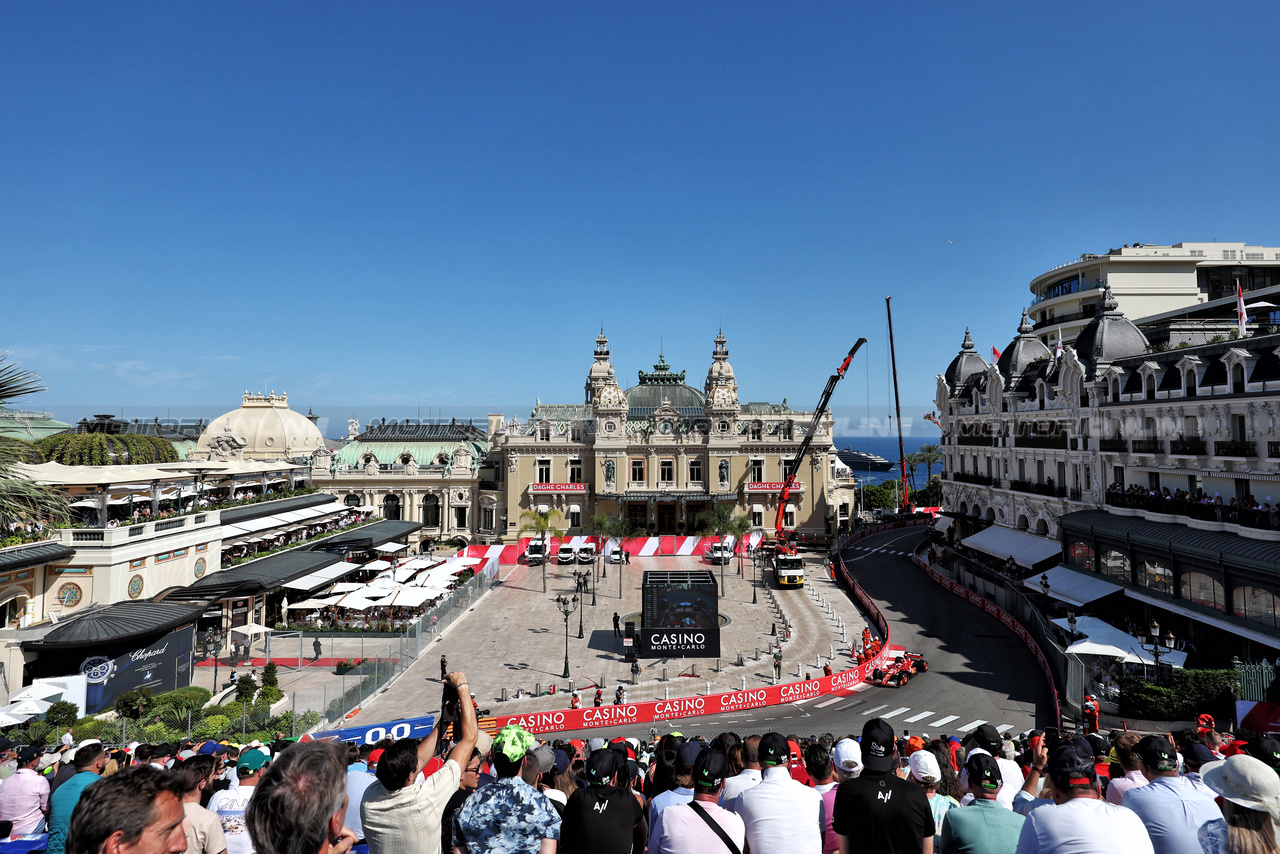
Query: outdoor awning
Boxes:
[
  {"xmin": 568, "ymin": 504, "xmax": 581, "ymax": 513},
  {"xmin": 330, "ymin": 582, "xmax": 364, "ymax": 593},
  {"xmin": 398, "ymin": 557, "xmax": 432, "ymax": 571},
  {"xmin": 387, "ymin": 588, "xmax": 436, "ymax": 608},
  {"xmin": 332, "ymin": 594, "xmax": 382, "ymax": 611},
  {"xmin": 364, "ymin": 560, "xmax": 392, "ymax": 571},
  {"xmin": 1051, "ymin": 616, "xmax": 1188, "ymax": 667},
  {"xmin": 933, "ymin": 516, "xmax": 953, "ymax": 534},
  {"xmin": 373, "ymin": 543, "xmax": 406, "ymax": 553},
  {"xmin": 282, "ymin": 561, "xmax": 362, "ymax": 592},
  {"xmin": 230, "ymin": 623, "xmax": 271, "ymax": 638},
  {"xmin": 1122, "ymin": 588, "xmax": 1280, "ymax": 651},
  {"xmin": 1023, "ymin": 565, "xmax": 1123, "ymax": 607},
  {"xmin": 962, "ymin": 526, "xmax": 1061, "ymax": 569},
  {"xmin": 284, "ymin": 599, "xmax": 330, "ymax": 610},
  {"xmin": 536, "ymin": 504, "xmax": 549, "ymax": 513}
]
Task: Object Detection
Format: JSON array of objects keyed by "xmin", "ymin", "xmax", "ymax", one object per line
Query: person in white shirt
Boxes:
[
  {"xmin": 960, "ymin": 725, "xmax": 1024, "ymax": 810},
  {"xmin": 208, "ymin": 749, "xmax": 271, "ymax": 854},
  {"xmin": 649, "ymin": 750, "xmax": 745, "ymax": 854},
  {"xmin": 1014, "ymin": 737, "xmax": 1153, "ymax": 854},
  {"xmin": 720, "ymin": 735, "xmax": 762, "ymax": 806},
  {"xmin": 650, "ymin": 741, "xmax": 702, "ymax": 828},
  {"xmin": 732, "ymin": 732, "xmax": 824, "ymax": 854}
]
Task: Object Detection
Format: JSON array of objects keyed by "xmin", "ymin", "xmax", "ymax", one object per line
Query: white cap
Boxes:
[
  {"xmin": 72, "ymin": 739, "xmax": 101, "ymax": 760},
  {"xmin": 833, "ymin": 738, "xmax": 862, "ymax": 774},
  {"xmin": 909, "ymin": 750, "xmax": 942, "ymax": 784}
]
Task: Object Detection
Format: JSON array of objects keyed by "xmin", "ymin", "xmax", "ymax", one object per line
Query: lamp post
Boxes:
[
  {"xmin": 1139, "ymin": 619, "xmax": 1175, "ymax": 682},
  {"xmin": 555, "ymin": 594, "xmax": 578, "ymax": 680},
  {"xmin": 1067, "ymin": 608, "xmax": 1077, "ymax": 641},
  {"xmin": 751, "ymin": 548, "xmax": 759, "ymax": 604},
  {"xmin": 574, "ymin": 574, "xmax": 585, "ymax": 639},
  {"xmin": 201, "ymin": 627, "xmax": 224, "ymax": 694}
]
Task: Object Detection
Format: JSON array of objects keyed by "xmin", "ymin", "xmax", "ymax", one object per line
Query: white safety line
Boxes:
[
  {"xmin": 859, "ymin": 703, "xmax": 889, "ymax": 715},
  {"xmin": 956, "ymin": 719, "xmax": 987, "ymax": 733},
  {"xmin": 880, "ymin": 706, "xmax": 912, "ymax": 719},
  {"xmin": 930, "ymin": 715, "xmax": 960, "ymax": 727},
  {"xmin": 996, "ymin": 724, "xmax": 1016, "ymax": 734},
  {"xmin": 815, "ymin": 696, "xmax": 845, "ymax": 709},
  {"xmin": 903, "ymin": 711, "xmax": 936, "ymax": 723}
]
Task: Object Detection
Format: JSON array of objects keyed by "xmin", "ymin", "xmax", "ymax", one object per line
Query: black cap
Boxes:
[
  {"xmin": 1183, "ymin": 742, "xmax": 1217, "ymax": 768},
  {"xmin": 1047, "ymin": 737, "xmax": 1096, "ymax": 787},
  {"xmin": 17, "ymin": 746, "xmax": 40, "ymax": 763},
  {"xmin": 1085, "ymin": 733, "xmax": 1108, "ymax": 757},
  {"xmin": 1250, "ymin": 737, "xmax": 1280, "ymax": 771},
  {"xmin": 965, "ymin": 752, "xmax": 1002, "ymax": 791},
  {"xmin": 759, "ymin": 733, "xmax": 789, "ymax": 767},
  {"xmin": 677, "ymin": 740, "xmax": 705, "ymax": 769},
  {"xmin": 861, "ymin": 719, "xmax": 897, "ymax": 774},
  {"xmin": 0, "ymin": 738, "xmax": 15, "ymax": 752},
  {"xmin": 972, "ymin": 723, "xmax": 1001, "ymax": 753},
  {"xmin": 694, "ymin": 750, "xmax": 730, "ymax": 788},
  {"xmin": 1136, "ymin": 736, "xmax": 1177, "ymax": 773},
  {"xmin": 585, "ymin": 749, "xmax": 619, "ymax": 785}
]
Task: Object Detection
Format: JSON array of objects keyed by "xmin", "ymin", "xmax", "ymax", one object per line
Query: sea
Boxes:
[{"xmin": 832, "ymin": 435, "xmax": 940, "ymax": 487}]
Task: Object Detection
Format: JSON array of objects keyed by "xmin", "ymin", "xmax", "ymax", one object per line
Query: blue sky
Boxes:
[{"xmin": 5, "ymin": 2, "xmax": 1280, "ymax": 421}]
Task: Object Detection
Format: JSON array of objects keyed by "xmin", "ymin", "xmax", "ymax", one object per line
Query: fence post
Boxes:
[
  {"xmin": 187, "ymin": 709, "xmax": 192, "ymax": 741},
  {"xmin": 291, "ymin": 693, "xmax": 296, "ymax": 737},
  {"xmin": 241, "ymin": 703, "xmax": 247, "ymax": 738},
  {"xmin": 122, "ymin": 717, "xmax": 126, "ymax": 747}
]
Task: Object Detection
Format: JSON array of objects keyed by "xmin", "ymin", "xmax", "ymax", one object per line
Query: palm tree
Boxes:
[
  {"xmin": 917, "ymin": 444, "xmax": 943, "ymax": 481},
  {"xmin": 696, "ymin": 503, "xmax": 750, "ymax": 593},
  {"xmin": 518, "ymin": 508, "xmax": 564, "ymax": 594},
  {"xmin": 0, "ymin": 355, "xmax": 68, "ymax": 531},
  {"xmin": 726, "ymin": 512, "xmax": 752, "ymax": 578},
  {"xmin": 584, "ymin": 512, "xmax": 610, "ymax": 592},
  {"xmin": 606, "ymin": 515, "xmax": 642, "ymax": 598},
  {"xmin": 901, "ymin": 452, "xmax": 922, "ymax": 493}
]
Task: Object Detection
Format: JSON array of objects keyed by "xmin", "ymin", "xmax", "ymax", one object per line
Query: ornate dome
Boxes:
[
  {"xmin": 704, "ymin": 330, "xmax": 739, "ymax": 409},
  {"xmin": 624, "ymin": 354, "xmax": 706, "ymax": 410},
  {"xmin": 996, "ymin": 310, "xmax": 1052, "ymax": 378},
  {"xmin": 943, "ymin": 328, "xmax": 988, "ymax": 391},
  {"xmin": 1072, "ymin": 285, "xmax": 1149, "ymax": 374},
  {"xmin": 196, "ymin": 392, "xmax": 327, "ymax": 460},
  {"xmin": 587, "ymin": 330, "xmax": 615, "ymax": 380}
]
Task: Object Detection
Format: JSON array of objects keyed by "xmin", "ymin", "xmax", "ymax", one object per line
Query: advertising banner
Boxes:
[
  {"xmin": 80, "ymin": 626, "xmax": 195, "ymax": 715},
  {"xmin": 640, "ymin": 574, "xmax": 720, "ymax": 658},
  {"xmin": 310, "ymin": 715, "xmax": 437, "ymax": 744}
]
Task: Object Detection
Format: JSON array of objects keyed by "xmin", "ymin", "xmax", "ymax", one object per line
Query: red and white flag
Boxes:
[
  {"xmin": 1238, "ymin": 279, "xmax": 1247, "ymax": 338},
  {"xmin": 992, "ymin": 345, "xmax": 1002, "ymax": 361},
  {"xmin": 1055, "ymin": 333, "xmax": 1064, "ymax": 362}
]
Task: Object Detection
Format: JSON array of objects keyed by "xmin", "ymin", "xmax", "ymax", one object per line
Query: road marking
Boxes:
[
  {"xmin": 956, "ymin": 719, "xmax": 987, "ymax": 733},
  {"xmin": 930, "ymin": 715, "xmax": 960, "ymax": 727},
  {"xmin": 815, "ymin": 696, "xmax": 845, "ymax": 709},
  {"xmin": 859, "ymin": 703, "xmax": 889, "ymax": 715},
  {"xmin": 903, "ymin": 711, "xmax": 936, "ymax": 723},
  {"xmin": 791, "ymin": 696, "xmax": 818, "ymax": 706},
  {"xmin": 881, "ymin": 706, "xmax": 912, "ymax": 719},
  {"xmin": 836, "ymin": 699, "xmax": 867, "ymax": 711},
  {"xmin": 851, "ymin": 683, "xmax": 873, "ymax": 693},
  {"xmin": 997, "ymin": 724, "xmax": 1016, "ymax": 734}
]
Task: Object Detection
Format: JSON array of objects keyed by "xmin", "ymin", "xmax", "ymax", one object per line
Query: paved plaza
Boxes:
[{"xmin": 356, "ymin": 551, "xmax": 877, "ymax": 726}]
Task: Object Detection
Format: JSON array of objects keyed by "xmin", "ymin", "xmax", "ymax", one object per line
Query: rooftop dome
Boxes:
[
  {"xmin": 587, "ymin": 330, "xmax": 615, "ymax": 380},
  {"xmin": 1072, "ymin": 285, "xmax": 1149, "ymax": 373},
  {"xmin": 943, "ymin": 328, "xmax": 988, "ymax": 391},
  {"xmin": 196, "ymin": 392, "xmax": 327, "ymax": 461},
  {"xmin": 624, "ymin": 354, "xmax": 706, "ymax": 410},
  {"xmin": 996, "ymin": 309, "xmax": 1052, "ymax": 377}
]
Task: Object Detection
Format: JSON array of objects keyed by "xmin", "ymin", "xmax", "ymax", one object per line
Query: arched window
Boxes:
[
  {"xmin": 1034, "ymin": 518, "xmax": 1049, "ymax": 536},
  {"xmin": 1236, "ymin": 586, "xmax": 1280, "ymax": 628},
  {"xmin": 1099, "ymin": 549, "xmax": 1130, "ymax": 582},
  {"xmin": 0, "ymin": 592, "xmax": 27, "ymax": 628},
  {"xmin": 958, "ymin": 502, "xmax": 968, "ymax": 515},
  {"xmin": 1067, "ymin": 541, "xmax": 1094, "ymax": 571},
  {"xmin": 382, "ymin": 494, "xmax": 401, "ymax": 521},
  {"xmin": 1138, "ymin": 558, "xmax": 1173, "ymax": 595},
  {"xmin": 344, "ymin": 494, "xmax": 361, "ymax": 507},
  {"xmin": 985, "ymin": 507, "xmax": 995, "ymax": 522},
  {"xmin": 1145, "ymin": 375, "xmax": 1156, "ymax": 401},
  {"xmin": 1180, "ymin": 572, "xmax": 1224, "ymax": 611},
  {"xmin": 1016, "ymin": 514, "xmax": 1029, "ymax": 531},
  {"xmin": 422, "ymin": 495, "xmax": 440, "ymax": 528}
]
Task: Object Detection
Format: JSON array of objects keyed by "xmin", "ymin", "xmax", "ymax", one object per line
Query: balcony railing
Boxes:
[
  {"xmin": 1016, "ymin": 434, "xmax": 1068, "ymax": 450},
  {"xmin": 1270, "ymin": 442, "xmax": 1280, "ymax": 459},
  {"xmin": 1099, "ymin": 439, "xmax": 1128, "ymax": 452},
  {"xmin": 1170, "ymin": 439, "xmax": 1207, "ymax": 456},
  {"xmin": 951, "ymin": 472, "xmax": 995, "ymax": 487},
  {"xmin": 1131, "ymin": 439, "xmax": 1164, "ymax": 454},
  {"xmin": 1008, "ymin": 480, "xmax": 1067, "ymax": 498},
  {"xmin": 1069, "ymin": 437, "xmax": 1091, "ymax": 451},
  {"xmin": 1215, "ymin": 441, "xmax": 1258, "ymax": 458},
  {"xmin": 956, "ymin": 435, "xmax": 996, "ymax": 447},
  {"xmin": 1069, "ymin": 487, "xmax": 1083, "ymax": 501},
  {"xmin": 1106, "ymin": 492, "xmax": 1277, "ymax": 531}
]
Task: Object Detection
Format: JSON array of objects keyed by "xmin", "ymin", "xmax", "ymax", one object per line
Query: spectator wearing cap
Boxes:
[
  {"xmin": 1121, "ymin": 735, "xmax": 1221, "ymax": 854},
  {"xmin": 648, "ymin": 748, "xmax": 744, "ymax": 854},
  {"xmin": 344, "ymin": 744, "xmax": 376, "ymax": 842},
  {"xmin": 1197, "ymin": 753, "xmax": 1280, "ymax": 854},
  {"xmin": 832, "ymin": 739, "xmax": 862, "ymax": 782},
  {"xmin": 732, "ymin": 732, "xmax": 824, "ymax": 854},
  {"xmin": 452, "ymin": 724, "xmax": 560, "ymax": 854},
  {"xmin": 649, "ymin": 741, "xmax": 702, "ymax": 828},
  {"xmin": 720, "ymin": 736, "xmax": 762, "ymax": 807},
  {"xmin": 560, "ymin": 748, "xmax": 644, "ymax": 854},
  {"xmin": 938, "ymin": 753, "xmax": 1024, "ymax": 854},
  {"xmin": 361, "ymin": 672, "xmax": 481, "ymax": 854},
  {"xmin": 47, "ymin": 742, "xmax": 109, "ymax": 854},
  {"xmin": 245, "ymin": 741, "xmax": 356, "ymax": 854},
  {"xmin": 1105, "ymin": 733, "xmax": 1147, "ymax": 805},
  {"xmin": 207, "ymin": 748, "xmax": 272, "ymax": 854},
  {"xmin": 149, "ymin": 744, "xmax": 175, "ymax": 772},
  {"xmin": 803, "ymin": 743, "xmax": 840, "ymax": 854},
  {"xmin": 1013, "ymin": 737, "xmax": 1153, "ymax": 854},
  {"xmin": 65, "ymin": 764, "xmax": 186, "ymax": 854},
  {"xmin": 833, "ymin": 718, "xmax": 934, "ymax": 854},
  {"xmin": 0, "ymin": 745, "xmax": 51, "ymax": 834},
  {"xmin": 909, "ymin": 750, "xmax": 958, "ymax": 850},
  {"xmin": 959, "ymin": 726, "xmax": 1023, "ymax": 811},
  {"xmin": 1179, "ymin": 743, "xmax": 1217, "ymax": 798},
  {"xmin": 50, "ymin": 743, "xmax": 83, "ymax": 795},
  {"xmin": 0, "ymin": 737, "xmax": 18, "ymax": 780}
]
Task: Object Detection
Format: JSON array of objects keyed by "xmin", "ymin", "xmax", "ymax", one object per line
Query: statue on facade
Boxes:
[
  {"xmin": 347, "ymin": 418, "xmax": 360, "ymax": 440},
  {"xmin": 718, "ymin": 458, "xmax": 730, "ymax": 487},
  {"xmin": 604, "ymin": 459, "xmax": 615, "ymax": 487},
  {"xmin": 209, "ymin": 430, "xmax": 247, "ymax": 460}
]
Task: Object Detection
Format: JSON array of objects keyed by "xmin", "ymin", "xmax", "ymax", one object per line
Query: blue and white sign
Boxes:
[{"xmin": 311, "ymin": 715, "xmax": 436, "ymax": 745}]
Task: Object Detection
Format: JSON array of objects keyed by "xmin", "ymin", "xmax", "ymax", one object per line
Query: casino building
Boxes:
[{"xmin": 487, "ymin": 332, "xmax": 840, "ymax": 540}]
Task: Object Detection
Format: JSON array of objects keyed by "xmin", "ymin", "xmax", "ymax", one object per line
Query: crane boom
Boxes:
[{"xmin": 775, "ymin": 338, "xmax": 867, "ymax": 556}]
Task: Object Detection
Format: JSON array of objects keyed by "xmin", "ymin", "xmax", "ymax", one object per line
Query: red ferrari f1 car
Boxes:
[{"xmin": 868, "ymin": 652, "xmax": 929, "ymax": 688}]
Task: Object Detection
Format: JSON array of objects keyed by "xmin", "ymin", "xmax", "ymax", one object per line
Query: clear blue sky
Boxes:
[{"xmin": 5, "ymin": 2, "xmax": 1279, "ymax": 418}]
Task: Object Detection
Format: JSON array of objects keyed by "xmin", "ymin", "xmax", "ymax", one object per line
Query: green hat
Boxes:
[
  {"xmin": 494, "ymin": 725, "xmax": 534, "ymax": 763},
  {"xmin": 236, "ymin": 749, "xmax": 270, "ymax": 773}
]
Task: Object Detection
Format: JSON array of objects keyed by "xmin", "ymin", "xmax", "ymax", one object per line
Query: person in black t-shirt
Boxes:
[
  {"xmin": 440, "ymin": 747, "xmax": 486, "ymax": 854},
  {"xmin": 833, "ymin": 718, "xmax": 935, "ymax": 854},
  {"xmin": 560, "ymin": 748, "xmax": 643, "ymax": 854}
]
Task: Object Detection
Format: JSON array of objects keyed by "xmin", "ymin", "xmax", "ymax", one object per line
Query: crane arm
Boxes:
[{"xmin": 775, "ymin": 339, "xmax": 866, "ymax": 555}]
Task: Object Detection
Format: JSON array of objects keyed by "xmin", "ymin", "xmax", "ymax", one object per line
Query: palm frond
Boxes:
[{"xmin": 0, "ymin": 356, "xmax": 47, "ymax": 405}]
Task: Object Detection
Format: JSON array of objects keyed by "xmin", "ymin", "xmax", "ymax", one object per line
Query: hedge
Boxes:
[{"xmin": 1119, "ymin": 668, "xmax": 1238, "ymax": 721}]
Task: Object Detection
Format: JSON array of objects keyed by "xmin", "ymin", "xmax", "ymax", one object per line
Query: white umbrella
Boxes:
[
  {"xmin": 4, "ymin": 698, "xmax": 51, "ymax": 716},
  {"xmin": 230, "ymin": 623, "xmax": 272, "ymax": 638},
  {"xmin": 0, "ymin": 712, "xmax": 30, "ymax": 727},
  {"xmin": 333, "ymin": 595, "xmax": 382, "ymax": 612},
  {"xmin": 364, "ymin": 560, "xmax": 392, "ymax": 571},
  {"xmin": 285, "ymin": 599, "xmax": 331, "ymax": 610},
  {"xmin": 388, "ymin": 588, "xmax": 437, "ymax": 608},
  {"xmin": 330, "ymin": 582, "xmax": 364, "ymax": 594}
]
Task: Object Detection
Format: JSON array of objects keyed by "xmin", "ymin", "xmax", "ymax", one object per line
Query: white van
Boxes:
[
  {"xmin": 526, "ymin": 542, "xmax": 546, "ymax": 566},
  {"xmin": 557, "ymin": 544, "xmax": 577, "ymax": 564},
  {"xmin": 707, "ymin": 543, "xmax": 732, "ymax": 564},
  {"xmin": 578, "ymin": 543, "xmax": 597, "ymax": 564}
]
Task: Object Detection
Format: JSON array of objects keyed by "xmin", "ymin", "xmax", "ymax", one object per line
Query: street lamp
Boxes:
[
  {"xmin": 751, "ymin": 548, "xmax": 759, "ymax": 604},
  {"xmin": 573, "ymin": 573, "xmax": 585, "ymax": 639},
  {"xmin": 1066, "ymin": 608, "xmax": 1077, "ymax": 641},
  {"xmin": 200, "ymin": 627, "xmax": 225, "ymax": 693},
  {"xmin": 555, "ymin": 594, "xmax": 578, "ymax": 680},
  {"xmin": 1139, "ymin": 619, "xmax": 1176, "ymax": 682}
]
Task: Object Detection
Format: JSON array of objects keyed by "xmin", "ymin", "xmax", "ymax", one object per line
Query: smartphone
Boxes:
[{"xmin": 1042, "ymin": 727, "xmax": 1061, "ymax": 751}]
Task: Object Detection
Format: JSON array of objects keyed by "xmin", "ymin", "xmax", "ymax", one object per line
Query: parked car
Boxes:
[
  {"xmin": 607, "ymin": 547, "xmax": 624, "ymax": 564},
  {"xmin": 706, "ymin": 542, "xmax": 732, "ymax": 564},
  {"xmin": 526, "ymin": 542, "xmax": 546, "ymax": 566},
  {"xmin": 578, "ymin": 543, "xmax": 597, "ymax": 564},
  {"xmin": 557, "ymin": 544, "xmax": 577, "ymax": 564}
]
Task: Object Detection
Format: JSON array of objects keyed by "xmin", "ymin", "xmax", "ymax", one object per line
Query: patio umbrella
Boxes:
[
  {"xmin": 285, "ymin": 599, "xmax": 330, "ymax": 610},
  {"xmin": 0, "ymin": 712, "xmax": 30, "ymax": 727},
  {"xmin": 4, "ymin": 698, "xmax": 51, "ymax": 716}
]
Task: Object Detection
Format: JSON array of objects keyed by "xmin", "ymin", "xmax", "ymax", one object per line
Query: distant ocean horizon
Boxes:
[{"xmin": 832, "ymin": 434, "xmax": 941, "ymax": 486}]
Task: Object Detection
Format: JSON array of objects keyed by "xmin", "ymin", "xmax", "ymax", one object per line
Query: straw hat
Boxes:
[{"xmin": 1202, "ymin": 755, "xmax": 1280, "ymax": 818}]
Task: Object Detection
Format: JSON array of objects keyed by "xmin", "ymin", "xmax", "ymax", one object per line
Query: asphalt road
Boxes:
[{"xmin": 548, "ymin": 526, "xmax": 1054, "ymax": 742}]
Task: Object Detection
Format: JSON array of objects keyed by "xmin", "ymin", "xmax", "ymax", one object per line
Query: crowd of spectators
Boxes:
[
  {"xmin": 3, "ymin": 680, "xmax": 1280, "ymax": 854},
  {"xmin": 1106, "ymin": 482, "xmax": 1278, "ymax": 529}
]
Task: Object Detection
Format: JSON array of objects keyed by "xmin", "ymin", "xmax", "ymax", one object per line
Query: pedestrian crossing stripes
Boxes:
[
  {"xmin": 929, "ymin": 715, "xmax": 960, "ymax": 727},
  {"xmin": 956, "ymin": 719, "xmax": 987, "ymax": 732},
  {"xmin": 803, "ymin": 698, "xmax": 1024, "ymax": 738},
  {"xmin": 997, "ymin": 724, "xmax": 1015, "ymax": 734},
  {"xmin": 902, "ymin": 710, "xmax": 935, "ymax": 723},
  {"xmin": 880, "ymin": 706, "xmax": 912, "ymax": 719},
  {"xmin": 815, "ymin": 696, "xmax": 845, "ymax": 709}
]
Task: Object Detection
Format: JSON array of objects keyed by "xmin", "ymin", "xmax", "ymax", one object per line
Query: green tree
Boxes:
[
  {"xmin": 261, "ymin": 661, "xmax": 279, "ymax": 689},
  {"xmin": 115, "ymin": 687, "xmax": 155, "ymax": 720},
  {"xmin": 696, "ymin": 504, "xmax": 751, "ymax": 592},
  {"xmin": 917, "ymin": 444, "xmax": 943, "ymax": 481},
  {"xmin": 44, "ymin": 700, "xmax": 79, "ymax": 730},
  {"xmin": 518, "ymin": 507, "xmax": 565, "ymax": 594},
  {"xmin": 235, "ymin": 673, "xmax": 257, "ymax": 703},
  {"xmin": 900, "ymin": 453, "xmax": 922, "ymax": 493},
  {"xmin": 0, "ymin": 356, "xmax": 69, "ymax": 528}
]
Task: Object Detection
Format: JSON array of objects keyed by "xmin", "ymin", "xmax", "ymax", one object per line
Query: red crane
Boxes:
[{"xmin": 774, "ymin": 339, "xmax": 867, "ymax": 558}]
